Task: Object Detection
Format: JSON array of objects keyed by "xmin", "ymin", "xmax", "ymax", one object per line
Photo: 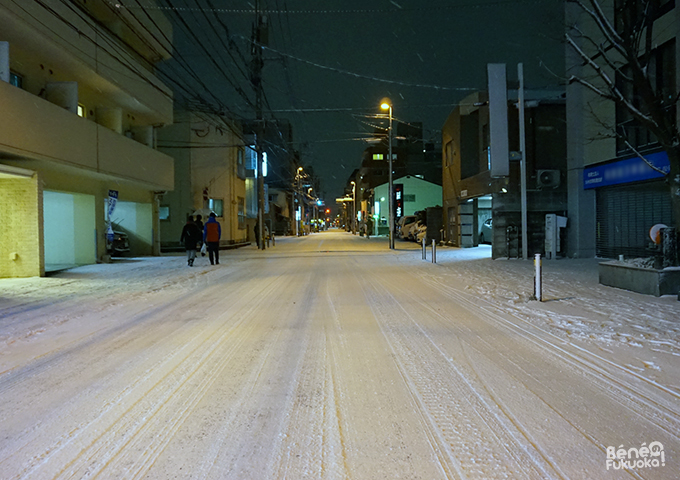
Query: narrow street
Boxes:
[{"xmin": 0, "ymin": 231, "xmax": 678, "ymax": 479}]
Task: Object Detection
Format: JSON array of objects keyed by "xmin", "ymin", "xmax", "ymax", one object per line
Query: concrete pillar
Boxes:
[
  {"xmin": 96, "ymin": 107, "xmax": 123, "ymax": 134},
  {"xmin": 45, "ymin": 82, "xmax": 78, "ymax": 114},
  {"xmin": 0, "ymin": 41, "xmax": 9, "ymax": 83},
  {"xmin": 131, "ymin": 125, "xmax": 154, "ymax": 147},
  {"xmin": 565, "ymin": 7, "xmax": 597, "ymax": 259}
]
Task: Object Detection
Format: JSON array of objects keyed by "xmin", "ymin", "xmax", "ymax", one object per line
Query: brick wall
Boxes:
[{"xmin": 0, "ymin": 175, "xmax": 43, "ymax": 278}]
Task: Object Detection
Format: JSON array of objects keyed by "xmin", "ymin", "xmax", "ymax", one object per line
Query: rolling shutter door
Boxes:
[{"xmin": 596, "ymin": 181, "xmax": 673, "ymax": 258}]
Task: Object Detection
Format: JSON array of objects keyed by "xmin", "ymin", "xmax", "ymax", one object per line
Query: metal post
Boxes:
[
  {"xmin": 534, "ymin": 253, "xmax": 542, "ymax": 301},
  {"xmin": 432, "ymin": 239, "xmax": 436, "ymax": 264},
  {"xmin": 257, "ymin": 141, "xmax": 265, "ymax": 250},
  {"xmin": 388, "ymin": 105, "xmax": 394, "ymax": 249},
  {"xmin": 518, "ymin": 63, "xmax": 528, "ymax": 260},
  {"xmin": 422, "ymin": 238, "xmax": 426, "ymax": 260}
]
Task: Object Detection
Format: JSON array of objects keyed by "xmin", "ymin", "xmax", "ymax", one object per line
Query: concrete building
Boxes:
[
  {"xmin": 442, "ymin": 90, "xmax": 568, "ymax": 258},
  {"xmin": 373, "ymin": 175, "xmax": 442, "ymax": 236},
  {"xmin": 268, "ymin": 186, "xmax": 293, "ymax": 236},
  {"xmin": 0, "ymin": 0, "xmax": 174, "ymax": 277},
  {"xmin": 565, "ymin": 1, "xmax": 678, "ymax": 259},
  {"xmin": 356, "ymin": 122, "xmax": 441, "ymax": 209},
  {"xmin": 157, "ymin": 111, "xmax": 247, "ymax": 248}
]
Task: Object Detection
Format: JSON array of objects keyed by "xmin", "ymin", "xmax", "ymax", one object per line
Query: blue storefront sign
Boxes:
[{"xmin": 584, "ymin": 151, "xmax": 670, "ymax": 189}]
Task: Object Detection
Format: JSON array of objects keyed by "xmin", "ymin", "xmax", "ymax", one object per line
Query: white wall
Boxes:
[
  {"xmin": 112, "ymin": 201, "xmax": 153, "ymax": 255},
  {"xmin": 44, "ymin": 190, "xmax": 95, "ymax": 268},
  {"xmin": 374, "ymin": 176, "xmax": 443, "ymax": 220}
]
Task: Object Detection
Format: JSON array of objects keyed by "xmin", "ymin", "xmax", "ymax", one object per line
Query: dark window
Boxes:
[
  {"xmin": 615, "ymin": 39, "xmax": 676, "ymax": 154},
  {"xmin": 237, "ymin": 148, "xmax": 246, "ymax": 179}
]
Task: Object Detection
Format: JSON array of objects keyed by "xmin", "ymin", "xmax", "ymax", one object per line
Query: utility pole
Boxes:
[
  {"xmin": 252, "ymin": 1, "xmax": 267, "ymax": 250},
  {"xmin": 518, "ymin": 63, "xmax": 528, "ymax": 260}
]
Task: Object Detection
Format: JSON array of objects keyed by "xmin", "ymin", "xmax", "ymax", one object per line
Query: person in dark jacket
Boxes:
[
  {"xmin": 180, "ymin": 216, "xmax": 202, "ymax": 266},
  {"xmin": 194, "ymin": 215, "xmax": 205, "ymax": 256},
  {"xmin": 203, "ymin": 212, "xmax": 222, "ymax": 265}
]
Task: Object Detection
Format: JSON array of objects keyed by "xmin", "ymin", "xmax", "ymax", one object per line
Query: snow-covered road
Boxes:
[{"xmin": 1, "ymin": 230, "xmax": 678, "ymax": 479}]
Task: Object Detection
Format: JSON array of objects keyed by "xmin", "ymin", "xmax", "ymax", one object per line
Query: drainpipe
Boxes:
[{"xmin": 153, "ymin": 191, "xmax": 166, "ymax": 256}]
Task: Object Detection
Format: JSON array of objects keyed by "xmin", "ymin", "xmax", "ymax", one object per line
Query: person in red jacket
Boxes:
[{"xmin": 203, "ymin": 212, "xmax": 222, "ymax": 265}]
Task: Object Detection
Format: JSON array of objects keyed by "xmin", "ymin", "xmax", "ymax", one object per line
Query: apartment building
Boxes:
[
  {"xmin": 0, "ymin": 0, "xmax": 174, "ymax": 277},
  {"xmin": 158, "ymin": 110, "xmax": 248, "ymax": 248}
]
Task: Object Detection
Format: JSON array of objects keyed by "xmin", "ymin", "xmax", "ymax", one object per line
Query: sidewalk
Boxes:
[{"xmin": 404, "ymin": 243, "xmax": 680, "ymax": 361}]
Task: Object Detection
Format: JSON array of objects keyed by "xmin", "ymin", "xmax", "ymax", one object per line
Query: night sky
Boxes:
[{"xmin": 151, "ymin": 0, "xmax": 566, "ymax": 208}]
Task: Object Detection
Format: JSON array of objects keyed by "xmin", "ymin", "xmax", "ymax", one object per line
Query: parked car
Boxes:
[
  {"xmin": 479, "ymin": 218, "xmax": 492, "ymax": 244},
  {"xmin": 397, "ymin": 215, "xmax": 417, "ymax": 239},
  {"xmin": 408, "ymin": 220, "xmax": 425, "ymax": 241},
  {"xmin": 415, "ymin": 223, "xmax": 428, "ymax": 243},
  {"xmin": 107, "ymin": 230, "xmax": 131, "ymax": 255}
]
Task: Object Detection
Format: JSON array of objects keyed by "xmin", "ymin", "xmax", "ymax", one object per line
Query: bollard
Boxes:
[
  {"xmin": 432, "ymin": 239, "xmax": 437, "ymax": 264},
  {"xmin": 422, "ymin": 238, "xmax": 426, "ymax": 260},
  {"xmin": 534, "ymin": 253, "xmax": 542, "ymax": 301}
]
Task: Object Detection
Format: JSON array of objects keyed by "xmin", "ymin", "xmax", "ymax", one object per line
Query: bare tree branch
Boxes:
[
  {"xmin": 567, "ymin": 73, "xmax": 615, "ymax": 100},
  {"xmin": 565, "ymin": 33, "xmax": 660, "ymax": 130},
  {"xmin": 567, "ymin": 0, "xmax": 627, "ymax": 58},
  {"xmin": 623, "ymin": 138, "xmax": 669, "ymax": 176}
]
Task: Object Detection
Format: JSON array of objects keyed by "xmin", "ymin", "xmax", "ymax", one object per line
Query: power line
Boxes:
[
  {"xmin": 236, "ymin": 36, "xmax": 476, "ymax": 91},
  {"xmin": 109, "ymin": 0, "xmax": 544, "ymax": 16}
]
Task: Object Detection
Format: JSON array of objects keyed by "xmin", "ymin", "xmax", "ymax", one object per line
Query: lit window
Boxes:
[
  {"xmin": 209, "ymin": 198, "xmax": 224, "ymax": 217},
  {"xmin": 159, "ymin": 205, "xmax": 170, "ymax": 220},
  {"xmin": 238, "ymin": 197, "xmax": 245, "ymax": 228},
  {"xmin": 9, "ymin": 72, "xmax": 23, "ymax": 89},
  {"xmin": 372, "ymin": 153, "xmax": 384, "ymax": 160},
  {"xmin": 77, "ymin": 104, "xmax": 86, "ymax": 117}
]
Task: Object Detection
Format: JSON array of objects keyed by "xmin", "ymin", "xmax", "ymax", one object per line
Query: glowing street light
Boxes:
[{"xmin": 380, "ymin": 98, "xmax": 394, "ymax": 249}]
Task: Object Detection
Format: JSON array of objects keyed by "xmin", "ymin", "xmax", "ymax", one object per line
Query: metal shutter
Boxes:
[{"xmin": 596, "ymin": 181, "xmax": 674, "ymax": 258}]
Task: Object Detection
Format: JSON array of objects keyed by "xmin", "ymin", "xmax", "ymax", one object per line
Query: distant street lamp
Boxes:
[
  {"xmin": 380, "ymin": 98, "xmax": 394, "ymax": 249},
  {"xmin": 350, "ymin": 180, "xmax": 357, "ymax": 234}
]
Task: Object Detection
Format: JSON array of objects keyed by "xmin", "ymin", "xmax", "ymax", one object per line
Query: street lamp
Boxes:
[
  {"xmin": 380, "ymin": 98, "xmax": 394, "ymax": 249},
  {"xmin": 350, "ymin": 180, "xmax": 356, "ymax": 234}
]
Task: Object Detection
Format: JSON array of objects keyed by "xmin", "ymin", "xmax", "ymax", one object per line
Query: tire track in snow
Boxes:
[
  {"xmin": 70, "ymin": 269, "xmax": 295, "ymax": 480},
  {"xmin": 358, "ymin": 270, "xmax": 564, "ymax": 479},
  {"xmin": 3, "ymin": 265, "xmax": 290, "ymax": 479},
  {"xmin": 416, "ymin": 273, "xmax": 680, "ymax": 442},
  {"xmin": 268, "ymin": 268, "xmax": 349, "ymax": 479},
  {"xmin": 376, "ymin": 266, "xmax": 678, "ymax": 478}
]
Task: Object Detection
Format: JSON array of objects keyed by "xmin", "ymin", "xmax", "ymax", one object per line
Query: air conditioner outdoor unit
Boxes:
[{"xmin": 537, "ymin": 169, "xmax": 560, "ymax": 189}]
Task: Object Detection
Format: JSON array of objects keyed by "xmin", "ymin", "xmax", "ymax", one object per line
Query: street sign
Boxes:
[{"xmin": 394, "ymin": 183, "xmax": 404, "ymax": 220}]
